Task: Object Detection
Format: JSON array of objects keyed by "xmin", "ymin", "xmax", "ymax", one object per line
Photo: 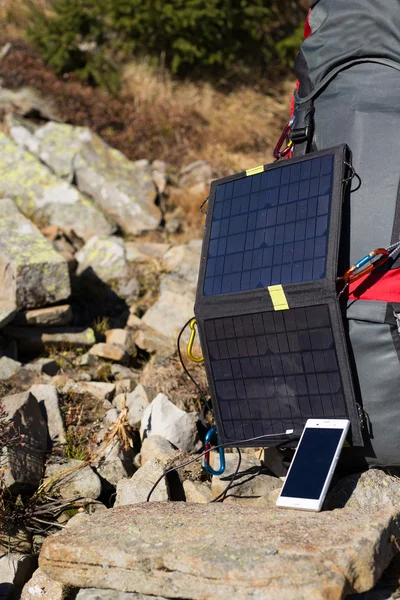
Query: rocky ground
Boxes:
[{"xmin": 1, "ymin": 84, "xmax": 400, "ymax": 600}]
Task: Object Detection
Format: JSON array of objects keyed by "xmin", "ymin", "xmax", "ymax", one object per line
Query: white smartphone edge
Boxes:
[{"xmin": 275, "ymin": 418, "xmax": 350, "ymax": 512}]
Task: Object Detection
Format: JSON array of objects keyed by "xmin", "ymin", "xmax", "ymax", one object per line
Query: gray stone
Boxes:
[
  {"xmin": 97, "ymin": 458, "xmax": 129, "ymax": 488},
  {"xmin": 140, "ymin": 435, "xmax": 179, "ymax": 467},
  {"xmin": 30, "ymin": 384, "xmax": 66, "ymax": 445},
  {"xmin": 25, "ymin": 358, "xmax": 59, "ymax": 377},
  {"xmin": 133, "ymin": 325, "xmax": 175, "ymax": 358},
  {"xmin": 183, "ymin": 480, "xmax": 212, "ymax": 504},
  {"xmin": 125, "ymin": 241, "xmax": 170, "ymax": 264},
  {"xmin": 141, "ymin": 393, "xmax": 198, "ymax": 452},
  {"xmin": 0, "ymin": 132, "xmax": 114, "ymax": 241},
  {"xmin": 160, "ymin": 240, "xmax": 201, "ymax": 298},
  {"xmin": 105, "ymin": 329, "xmax": 136, "ymax": 355},
  {"xmin": 103, "ymin": 408, "xmax": 120, "ymax": 424},
  {"xmin": 76, "ymin": 589, "xmax": 168, "ymax": 600},
  {"xmin": 123, "ymin": 384, "xmax": 150, "ymax": 426},
  {"xmin": 0, "ymin": 392, "xmax": 48, "ymax": 495},
  {"xmin": 40, "ymin": 473, "xmax": 400, "ymax": 599},
  {"xmin": 76, "ymin": 236, "xmax": 140, "ymax": 303},
  {"xmin": 0, "ymin": 356, "xmax": 21, "ymax": 380},
  {"xmin": 114, "ymin": 459, "xmax": 169, "ymax": 506},
  {"xmin": 178, "ymin": 159, "xmax": 212, "ymax": 189},
  {"xmin": 115, "ymin": 379, "xmax": 135, "ymax": 395},
  {"xmin": 141, "ymin": 290, "xmax": 195, "ymax": 341},
  {"xmin": 15, "ymin": 304, "xmax": 72, "ymax": 326},
  {"xmin": 3, "ymin": 326, "xmax": 95, "ymax": 353},
  {"xmin": 78, "ymin": 382, "xmax": 116, "ymax": 402},
  {"xmin": 89, "ymin": 343, "xmax": 129, "ymax": 364},
  {"xmin": 0, "ymin": 553, "xmax": 37, "ymax": 599},
  {"xmin": 0, "ymin": 199, "xmax": 70, "ymax": 310},
  {"xmin": 20, "ymin": 567, "xmax": 67, "ymax": 600},
  {"xmin": 74, "ymin": 131, "xmax": 161, "ymax": 235},
  {"xmin": 96, "ymin": 435, "xmax": 135, "ymax": 480},
  {"xmin": 111, "ymin": 364, "xmax": 140, "ymax": 382},
  {"xmin": 45, "ymin": 460, "xmax": 102, "ymax": 500},
  {"xmin": 211, "ymin": 452, "xmax": 281, "ymax": 503}
]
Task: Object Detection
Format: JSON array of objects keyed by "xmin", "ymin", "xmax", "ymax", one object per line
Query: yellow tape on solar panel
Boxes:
[
  {"xmin": 268, "ymin": 285, "xmax": 289, "ymax": 310},
  {"xmin": 246, "ymin": 165, "xmax": 264, "ymax": 176}
]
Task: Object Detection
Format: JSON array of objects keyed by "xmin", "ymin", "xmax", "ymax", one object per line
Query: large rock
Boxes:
[
  {"xmin": 76, "ymin": 236, "xmax": 140, "ymax": 303},
  {"xmin": 30, "ymin": 384, "xmax": 66, "ymax": 444},
  {"xmin": 40, "ymin": 472, "xmax": 400, "ymax": 599},
  {"xmin": 73, "ymin": 130, "xmax": 161, "ymax": 235},
  {"xmin": 0, "ymin": 199, "xmax": 70, "ymax": 311},
  {"xmin": 0, "ymin": 392, "xmax": 48, "ymax": 494},
  {"xmin": 140, "ymin": 393, "xmax": 198, "ymax": 452},
  {"xmin": 0, "ymin": 132, "xmax": 114, "ymax": 241},
  {"xmin": 115, "ymin": 459, "xmax": 169, "ymax": 506}
]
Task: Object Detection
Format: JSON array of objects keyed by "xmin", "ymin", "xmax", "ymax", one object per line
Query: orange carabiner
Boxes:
[{"xmin": 343, "ymin": 248, "xmax": 389, "ymax": 283}]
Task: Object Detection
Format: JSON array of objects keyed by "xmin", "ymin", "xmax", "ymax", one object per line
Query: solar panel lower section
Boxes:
[{"xmin": 204, "ymin": 305, "xmax": 348, "ymax": 443}]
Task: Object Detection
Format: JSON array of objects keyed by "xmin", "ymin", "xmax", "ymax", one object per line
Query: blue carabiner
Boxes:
[{"xmin": 203, "ymin": 427, "xmax": 226, "ymax": 475}]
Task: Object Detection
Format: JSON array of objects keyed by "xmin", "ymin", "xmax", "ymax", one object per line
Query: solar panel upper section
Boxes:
[
  {"xmin": 204, "ymin": 155, "xmax": 334, "ymax": 296},
  {"xmin": 205, "ymin": 305, "xmax": 347, "ymax": 442}
]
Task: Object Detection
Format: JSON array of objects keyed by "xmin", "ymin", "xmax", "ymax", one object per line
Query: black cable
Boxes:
[
  {"xmin": 211, "ymin": 447, "xmax": 242, "ymax": 503},
  {"xmin": 177, "ymin": 318, "xmax": 212, "ymax": 414},
  {"xmin": 146, "ymin": 430, "xmax": 296, "ymax": 502}
]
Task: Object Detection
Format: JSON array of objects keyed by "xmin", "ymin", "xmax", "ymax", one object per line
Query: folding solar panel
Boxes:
[{"xmin": 195, "ymin": 145, "xmax": 363, "ymax": 446}]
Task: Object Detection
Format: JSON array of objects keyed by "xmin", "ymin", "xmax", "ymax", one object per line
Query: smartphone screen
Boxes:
[{"xmin": 280, "ymin": 428, "xmax": 343, "ymax": 500}]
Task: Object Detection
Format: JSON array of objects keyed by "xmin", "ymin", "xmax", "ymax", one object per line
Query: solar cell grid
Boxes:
[
  {"xmin": 204, "ymin": 155, "xmax": 334, "ymax": 296},
  {"xmin": 205, "ymin": 305, "xmax": 347, "ymax": 442}
]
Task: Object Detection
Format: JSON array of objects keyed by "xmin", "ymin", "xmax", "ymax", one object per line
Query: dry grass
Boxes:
[
  {"xmin": 0, "ymin": 0, "xmax": 49, "ymax": 37},
  {"xmin": 123, "ymin": 59, "xmax": 294, "ymax": 176}
]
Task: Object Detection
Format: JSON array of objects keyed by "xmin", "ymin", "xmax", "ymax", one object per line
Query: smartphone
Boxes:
[{"xmin": 276, "ymin": 418, "xmax": 350, "ymax": 512}]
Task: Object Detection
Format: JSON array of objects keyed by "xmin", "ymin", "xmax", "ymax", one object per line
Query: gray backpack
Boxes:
[{"xmin": 291, "ymin": 0, "xmax": 400, "ymax": 467}]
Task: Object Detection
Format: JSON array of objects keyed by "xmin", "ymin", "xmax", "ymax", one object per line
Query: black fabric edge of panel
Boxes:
[
  {"xmin": 196, "ymin": 297, "xmax": 363, "ymax": 448},
  {"xmin": 195, "ymin": 144, "xmax": 350, "ymax": 308}
]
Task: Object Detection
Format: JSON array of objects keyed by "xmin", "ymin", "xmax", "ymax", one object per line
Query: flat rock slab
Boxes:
[{"xmin": 40, "ymin": 501, "xmax": 400, "ymax": 600}]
